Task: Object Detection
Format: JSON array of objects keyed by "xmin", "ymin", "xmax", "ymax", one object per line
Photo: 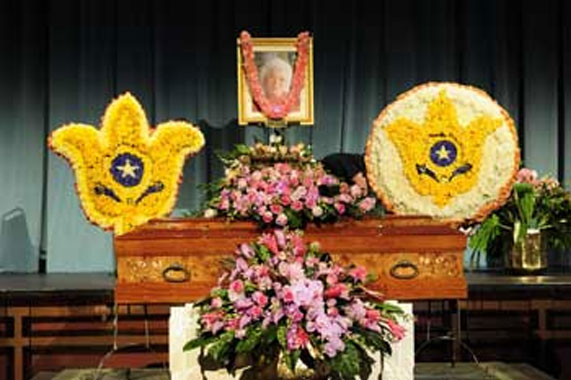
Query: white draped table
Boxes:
[{"xmin": 169, "ymin": 302, "xmax": 414, "ymax": 380}]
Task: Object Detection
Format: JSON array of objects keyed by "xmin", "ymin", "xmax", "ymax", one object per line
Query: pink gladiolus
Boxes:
[
  {"xmin": 260, "ymin": 233, "xmax": 279, "ymax": 255},
  {"xmin": 324, "ymin": 283, "xmax": 348, "ymax": 299},
  {"xmin": 365, "ymin": 308, "xmax": 381, "ymax": 323},
  {"xmin": 385, "ymin": 318, "xmax": 406, "ymax": 340},
  {"xmin": 225, "ymin": 317, "xmax": 239, "ymax": 331},
  {"xmin": 287, "ymin": 325, "xmax": 309, "ymax": 350}
]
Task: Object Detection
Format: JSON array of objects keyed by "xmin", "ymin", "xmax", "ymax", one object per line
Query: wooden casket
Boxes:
[{"xmin": 114, "ymin": 216, "xmax": 467, "ymax": 304}]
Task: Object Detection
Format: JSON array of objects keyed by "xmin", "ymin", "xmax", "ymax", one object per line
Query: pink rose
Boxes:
[
  {"xmin": 262, "ymin": 211, "xmax": 273, "ymax": 223},
  {"xmin": 230, "ymin": 279, "xmax": 244, "ymax": 293},
  {"xmin": 281, "ymin": 286, "xmax": 295, "ymax": 303},
  {"xmin": 358, "ymin": 197, "xmax": 376, "ymax": 212},
  {"xmin": 248, "ymin": 305, "xmax": 264, "ymax": 319},
  {"xmin": 334, "ymin": 202, "xmax": 346, "ymax": 215},
  {"xmin": 270, "ymin": 204, "xmax": 283, "ymax": 215},
  {"xmin": 291, "ymin": 200, "xmax": 304, "ymax": 211},
  {"xmin": 252, "ymin": 291, "xmax": 268, "ymax": 307},
  {"xmin": 280, "ymin": 194, "xmax": 292, "ymax": 206}
]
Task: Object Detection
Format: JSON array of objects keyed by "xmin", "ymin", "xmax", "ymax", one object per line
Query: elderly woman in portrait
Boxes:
[{"xmin": 259, "ymin": 56, "xmax": 293, "ymax": 103}]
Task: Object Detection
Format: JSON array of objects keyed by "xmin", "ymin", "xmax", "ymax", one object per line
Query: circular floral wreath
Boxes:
[
  {"xmin": 365, "ymin": 82, "xmax": 520, "ymax": 222},
  {"xmin": 239, "ymin": 31, "xmax": 310, "ymax": 121}
]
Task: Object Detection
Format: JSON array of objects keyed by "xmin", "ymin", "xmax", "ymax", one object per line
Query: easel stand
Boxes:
[
  {"xmin": 94, "ymin": 303, "xmax": 166, "ymax": 380},
  {"xmin": 415, "ymin": 299, "xmax": 479, "ymax": 366}
]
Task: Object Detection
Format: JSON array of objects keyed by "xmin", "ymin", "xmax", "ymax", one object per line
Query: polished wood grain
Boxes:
[{"xmin": 114, "ymin": 216, "xmax": 468, "ymax": 303}]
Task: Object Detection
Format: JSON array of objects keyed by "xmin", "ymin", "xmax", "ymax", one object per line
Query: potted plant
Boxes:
[
  {"xmin": 184, "ymin": 229, "xmax": 406, "ymax": 379},
  {"xmin": 469, "ymin": 168, "xmax": 571, "ymax": 272}
]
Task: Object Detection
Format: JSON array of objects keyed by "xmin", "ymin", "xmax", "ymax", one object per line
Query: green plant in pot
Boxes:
[{"xmin": 469, "ymin": 168, "xmax": 571, "ymax": 273}]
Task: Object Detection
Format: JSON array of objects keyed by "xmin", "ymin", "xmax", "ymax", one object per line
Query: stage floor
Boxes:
[{"xmin": 32, "ymin": 362, "xmax": 555, "ymax": 380}]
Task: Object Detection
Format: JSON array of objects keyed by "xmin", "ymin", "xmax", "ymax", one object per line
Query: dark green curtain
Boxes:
[{"xmin": 0, "ymin": 0, "xmax": 568, "ymax": 272}]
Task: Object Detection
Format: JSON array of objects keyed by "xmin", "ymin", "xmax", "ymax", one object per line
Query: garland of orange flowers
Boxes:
[{"xmin": 240, "ymin": 31, "xmax": 310, "ymax": 120}]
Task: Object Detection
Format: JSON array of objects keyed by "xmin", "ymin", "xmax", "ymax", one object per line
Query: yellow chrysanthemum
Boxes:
[{"xmin": 49, "ymin": 93, "xmax": 205, "ymax": 235}]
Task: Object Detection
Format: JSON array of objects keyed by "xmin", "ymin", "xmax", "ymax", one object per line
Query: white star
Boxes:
[
  {"xmin": 116, "ymin": 159, "xmax": 139, "ymax": 178},
  {"xmin": 436, "ymin": 145, "xmax": 450, "ymax": 161}
]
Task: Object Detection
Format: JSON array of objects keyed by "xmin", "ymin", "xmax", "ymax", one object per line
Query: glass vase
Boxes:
[{"xmin": 507, "ymin": 229, "xmax": 547, "ymax": 273}]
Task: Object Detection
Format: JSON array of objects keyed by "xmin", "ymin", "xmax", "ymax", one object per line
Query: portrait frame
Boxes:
[{"xmin": 237, "ymin": 37, "xmax": 314, "ymax": 126}]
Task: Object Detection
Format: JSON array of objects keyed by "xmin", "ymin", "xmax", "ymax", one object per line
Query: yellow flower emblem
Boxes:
[
  {"xmin": 49, "ymin": 93, "xmax": 205, "ymax": 235},
  {"xmin": 384, "ymin": 90, "xmax": 502, "ymax": 207}
]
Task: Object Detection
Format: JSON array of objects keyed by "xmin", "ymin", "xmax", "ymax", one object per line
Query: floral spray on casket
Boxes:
[{"xmin": 184, "ymin": 229, "xmax": 406, "ymax": 380}]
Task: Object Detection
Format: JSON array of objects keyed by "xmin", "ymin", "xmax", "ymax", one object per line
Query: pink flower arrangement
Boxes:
[
  {"xmin": 203, "ymin": 140, "xmax": 378, "ymax": 229},
  {"xmin": 185, "ymin": 230, "xmax": 405, "ymax": 378}
]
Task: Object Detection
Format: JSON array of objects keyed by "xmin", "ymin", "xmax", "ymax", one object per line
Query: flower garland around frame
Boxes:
[{"xmin": 239, "ymin": 31, "xmax": 310, "ymax": 121}]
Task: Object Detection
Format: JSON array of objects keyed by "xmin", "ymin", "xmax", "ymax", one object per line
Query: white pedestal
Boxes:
[{"xmin": 169, "ymin": 302, "xmax": 414, "ymax": 380}]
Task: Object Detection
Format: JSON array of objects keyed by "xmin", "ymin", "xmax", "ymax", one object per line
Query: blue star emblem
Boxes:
[
  {"xmin": 110, "ymin": 153, "xmax": 144, "ymax": 187},
  {"xmin": 430, "ymin": 140, "xmax": 457, "ymax": 167}
]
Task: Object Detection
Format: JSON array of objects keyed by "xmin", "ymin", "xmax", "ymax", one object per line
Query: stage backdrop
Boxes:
[{"xmin": 0, "ymin": 0, "xmax": 569, "ymax": 272}]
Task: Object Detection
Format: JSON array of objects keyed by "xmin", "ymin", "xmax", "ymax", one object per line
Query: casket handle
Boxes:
[
  {"xmin": 162, "ymin": 262, "xmax": 191, "ymax": 283},
  {"xmin": 389, "ymin": 260, "xmax": 419, "ymax": 280}
]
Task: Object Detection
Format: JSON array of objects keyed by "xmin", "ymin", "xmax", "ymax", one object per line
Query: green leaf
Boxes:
[
  {"xmin": 183, "ymin": 334, "xmax": 217, "ymax": 351},
  {"xmin": 207, "ymin": 331, "xmax": 234, "ymax": 362},
  {"xmin": 263, "ymin": 325, "xmax": 278, "ymax": 346},
  {"xmin": 285, "ymin": 349, "xmax": 300, "ymax": 373},
  {"xmin": 277, "ymin": 325, "xmax": 287, "ymax": 349},
  {"xmin": 284, "ymin": 208, "xmax": 304, "ymax": 229},
  {"xmin": 257, "ymin": 245, "xmax": 271, "ymax": 262},
  {"xmin": 236, "ymin": 328, "xmax": 262, "ymax": 353},
  {"xmin": 329, "ymin": 341, "xmax": 360, "ymax": 379},
  {"xmin": 352, "ymin": 325, "xmax": 392, "ymax": 355},
  {"xmin": 379, "ymin": 302, "xmax": 405, "ymax": 316},
  {"xmin": 364, "ymin": 273, "xmax": 378, "ymax": 284}
]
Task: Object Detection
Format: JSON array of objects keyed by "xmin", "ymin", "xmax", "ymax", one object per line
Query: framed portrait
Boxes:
[{"xmin": 237, "ymin": 36, "xmax": 314, "ymax": 126}]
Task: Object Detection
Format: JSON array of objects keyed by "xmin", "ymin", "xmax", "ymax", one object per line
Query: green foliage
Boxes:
[
  {"xmin": 206, "ymin": 331, "xmax": 234, "ymax": 362},
  {"xmin": 469, "ymin": 175, "xmax": 571, "ymax": 266},
  {"xmin": 183, "ymin": 334, "xmax": 217, "ymax": 351},
  {"xmin": 284, "ymin": 349, "xmax": 301, "ymax": 373},
  {"xmin": 329, "ymin": 341, "xmax": 361, "ymax": 379},
  {"xmin": 235, "ymin": 328, "xmax": 262, "ymax": 353},
  {"xmin": 352, "ymin": 325, "xmax": 392, "ymax": 356}
]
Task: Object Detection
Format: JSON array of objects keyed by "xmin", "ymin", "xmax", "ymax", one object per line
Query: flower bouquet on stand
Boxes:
[
  {"xmin": 200, "ymin": 135, "xmax": 379, "ymax": 230},
  {"xmin": 184, "ymin": 229, "xmax": 406, "ymax": 379},
  {"xmin": 469, "ymin": 168, "xmax": 571, "ymax": 272}
]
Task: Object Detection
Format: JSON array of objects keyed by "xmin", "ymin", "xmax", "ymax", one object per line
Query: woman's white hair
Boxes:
[{"xmin": 259, "ymin": 57, "xmax": 293, "ymax": 87}]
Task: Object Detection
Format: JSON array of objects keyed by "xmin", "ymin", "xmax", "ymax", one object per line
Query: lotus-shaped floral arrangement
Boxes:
[{"xmin": 49, "ymin": 93, "xmax": 205, "ymax": 235}]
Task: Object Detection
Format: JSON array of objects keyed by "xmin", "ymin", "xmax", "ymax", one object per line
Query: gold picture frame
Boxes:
[{"xmin": 237, "ymin": 37, "xmax": 314, "ymax": 126}]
